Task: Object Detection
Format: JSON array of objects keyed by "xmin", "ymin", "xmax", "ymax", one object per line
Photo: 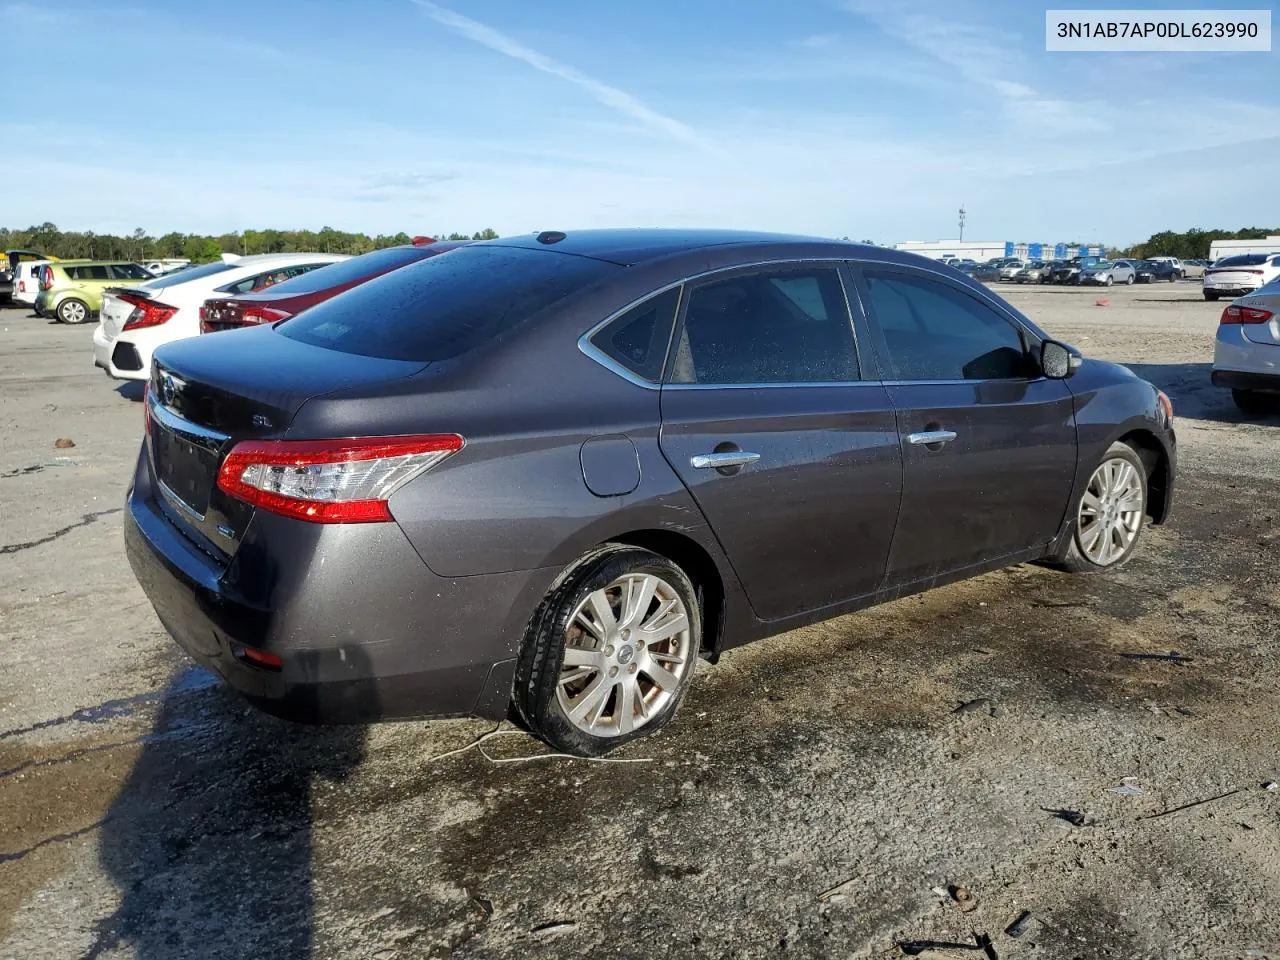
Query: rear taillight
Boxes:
[
  {"xmin": 39, "ymin": 267, "xmax": 53, "ymax": 291},
  {"xmin": 216, "ymin": 435, "xmax": 464, "ymax": 524},
  {"xmin": 120, "ymin": 293, "xmax": 178, "ymax": 331},
  {"xmin": 243, "ymin": 306, "xmax": 292, "ymax": 326},
  {"xmin": 1220, "ymin": 305, "xmax": 1274, "ymax": 325}
]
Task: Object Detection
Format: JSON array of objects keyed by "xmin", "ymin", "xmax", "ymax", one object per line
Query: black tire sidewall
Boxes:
[
  {"xmin": 1069, "ymin": 442, "xmax": 1148, "ymax": 570},
  {"xmin": 58, "ymin": 298, "xmax": 89, "ymax": 324},
  {"xmin": 515, "ymin": 546, "xmax": 701, "ymax": 757}
]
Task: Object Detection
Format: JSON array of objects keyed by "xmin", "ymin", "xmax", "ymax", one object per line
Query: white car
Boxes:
[
  {"xmin": 94, "ymin": 252, "xmax": 347, "ymax": 380},
  {"xmin": 1212, "ymin": 280, "xmax": 1280, "ymax": 414},
  {"xmin": 1202, "ymin": 252, "xmax": 1280, "ymax": 301},
  {"xmin": 143, "ymin": 259, "xmax": 193, "ymax": 276},
  {"xmin": 12, "ymin": 260, "xmax": 48, "ymax": 306}
]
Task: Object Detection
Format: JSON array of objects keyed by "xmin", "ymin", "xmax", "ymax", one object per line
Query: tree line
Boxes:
[
  {"xmin": 0, "ymin": 223, "xmax": 501, "ymax": 264},
  {"xmin": 1120, "ymin": 226, "xmax": 1280, "ymax": 260}
]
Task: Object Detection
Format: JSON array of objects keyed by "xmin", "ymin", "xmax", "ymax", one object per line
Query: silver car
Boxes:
[
  {"xmin": 1212, "ymin": 280, "xmax": 1280, "ymax": 414},
  {"xmin": 998, "ymin": 259, "xmax": 1025, "ymax": 281},
  {"xmin": 1080, "ymin": 259, "xmax": 1136, "ymax": 286}
]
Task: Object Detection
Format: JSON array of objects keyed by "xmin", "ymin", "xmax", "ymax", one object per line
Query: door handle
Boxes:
[
  {"xmin": 907, "ymin": 430, "xmax": 958, "ymax": 446},
  {"xmin": 690, "ymin": 451, "xmax": 761, "ymax": 469}
]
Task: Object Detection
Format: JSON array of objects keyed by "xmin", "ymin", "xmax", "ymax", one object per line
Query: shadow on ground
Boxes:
[
  {"xmin": 1124, "ymin": 361, "xmax": 1280, "ymax": 426},
  {"xmin": 85, "ymin": 658, "xmax": 373, "ymax": 960}
]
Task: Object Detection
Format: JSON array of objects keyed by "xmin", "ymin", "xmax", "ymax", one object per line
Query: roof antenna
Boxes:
[{"xmin": 536, "ymin": 231, "xmax": 566, "ymax": 245}]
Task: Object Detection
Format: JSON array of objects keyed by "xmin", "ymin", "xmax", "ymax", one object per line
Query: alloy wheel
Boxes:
[
  {"xmin": 59, "ymin": 300, "xmax": 87, "ymax": 324},
  {"xmin": 556, "ymin": 572, "xmax": 693, "ymax": 738},
  {"xmin": 1077, "ymin": 457, "xmax": 1145, "ymax": 565}
]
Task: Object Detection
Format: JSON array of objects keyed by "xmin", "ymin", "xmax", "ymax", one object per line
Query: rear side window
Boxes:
[
  {"xmin": 156, "ymin": 261, "xmax": 235, "ymax": 287},
  {"xmin": 263, "ymin": 246, "xmax": 434, "ymax": 296},
  {"xmin": 281, "ymin": 246, "xmax": 619, "ymax": 361},
  {"xmin": 863, "ymin": 270, "xmax": 1030, "ymax": 381},
  {"xmin": 588, "ymin": 288, "xmax": 680, "ymax": 383},
  {"xmin": 108, "ymin": 263, "xmax": 151, "ymax": 280},
  {"xmin": 667, "ymin": 265, "xmax": 858, "ymax": 384},
  {"xmin": 216, "ymin": 263, "xmax": 327, "ymax": 295}
]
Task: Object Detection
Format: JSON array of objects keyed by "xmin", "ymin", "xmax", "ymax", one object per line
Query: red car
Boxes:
[{"xmin": 199, "ymin": 238, "xmax": 468, "ymax": 334}]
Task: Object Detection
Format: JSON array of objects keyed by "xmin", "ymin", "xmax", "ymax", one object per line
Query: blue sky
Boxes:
[{"xmin": 2, "ymin": 0, "xmax": 1277, "ymax": 245}]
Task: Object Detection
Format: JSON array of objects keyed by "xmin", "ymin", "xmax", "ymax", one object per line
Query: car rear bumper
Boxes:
[
  {"xmin": 1204, "ymin": 279, "xmax": 1263, "ymax": 294},
  {"xmin": 1211, "ymin": 369, "xmax": 1280, "ymax": 393},
  {"xmin": 92, "ymin": 324, "xmax": 111, "ymax": 369},
  {"xmin": 1214, "ymin": 325, "xmax": 1280, "ymax": 385},
  {"xmin": 124, "ymin": 446, "xmax": 555, "ymax": 723}
]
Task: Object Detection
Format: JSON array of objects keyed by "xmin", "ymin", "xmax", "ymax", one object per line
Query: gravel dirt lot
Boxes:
[{"xmin": 2, "ymin": 282, "xmax": 1278, "ymax": 960}]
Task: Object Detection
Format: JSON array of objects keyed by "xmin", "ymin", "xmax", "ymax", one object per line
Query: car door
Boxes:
[
  {"xmin": 851, "ymin": 264, "xmax": 1078, "ymax": 587},
  {"xmin": 658, "ymin": 262, "xmax": 902, "ymax": 621}
]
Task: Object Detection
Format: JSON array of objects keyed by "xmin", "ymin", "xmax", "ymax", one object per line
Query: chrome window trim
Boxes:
[
  {"xmin": 157, "ymin": 477, "xmax": 208, "ymax": 523},
  {"xmin": 148, "ymin": 394, "xmax": 230, "ymax": 451},
  {"xmin": 576, "ymin": 254, "xmax": 1041, "ymax": 390}
]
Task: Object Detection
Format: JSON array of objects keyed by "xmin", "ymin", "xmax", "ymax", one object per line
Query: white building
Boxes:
[
  {"xmin": 1208, "ymin": 236, "xmax": 1280, "ymax": 261},
  {"xmin": 893, "ymin": 240, "xmax": 1103, "ymax": 262},
  {"xmin": 894, "ymin": 240, "xmax": 1009, "ymax": 261}
]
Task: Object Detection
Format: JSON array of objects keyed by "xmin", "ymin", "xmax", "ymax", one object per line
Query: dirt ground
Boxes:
[{"xmin": 2, "ymin": 282, "xmax": 1278, "ymax": 960}]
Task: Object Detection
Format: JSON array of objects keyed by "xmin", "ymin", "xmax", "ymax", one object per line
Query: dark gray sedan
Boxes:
[{"xmin": 126, "ymin": 230, "xmax": 1177, "ymax": 756}]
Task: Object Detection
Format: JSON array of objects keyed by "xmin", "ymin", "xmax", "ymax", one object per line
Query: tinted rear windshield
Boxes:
[
  {"xmin": 1214, "ymin": 253, "xmax": 1276, "ymax": 267},
  {"xmin": 151, "ymin": 260, "xmax": 235, "ymax": 288},
  {"xmin": 280, "ymin": 246, "xmax": 619, "ymax": 361},
  {"xmin": 255, "ymin": 245, "xmax": 434, "ymax": 297}
]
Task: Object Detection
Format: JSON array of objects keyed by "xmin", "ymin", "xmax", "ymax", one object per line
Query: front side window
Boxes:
[
  {"xmin": 863, "ymin": 270, "xmax": 1031, "ymax": 382},
  {"xmin": 667, "ymin": 265, "xmax": 857, "ymax": 385},
  {"xmin": 588, "ymin": 287, "xmax": 679, "ymax": 383}
]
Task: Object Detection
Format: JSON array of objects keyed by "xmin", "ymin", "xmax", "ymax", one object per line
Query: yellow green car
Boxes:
[{"xmin": 34, "ymin": 260, "xmax": 154, "ymax": 324}]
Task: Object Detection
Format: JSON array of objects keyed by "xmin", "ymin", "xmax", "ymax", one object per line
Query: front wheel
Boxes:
[
  {"xmin": 1105, "ymin": 276, "xmax": 1114, "ymax": 287},
  {"xmin": 57, "ymin": 298, "xmax": 90, "ymax": 324},
  {"xmin": 514, "ymin": 545, "xmax": 701, "ymax": 756},
  {"xmin": 1050, "ymin": 443, "xmax": 1148, "ymax": 573}
]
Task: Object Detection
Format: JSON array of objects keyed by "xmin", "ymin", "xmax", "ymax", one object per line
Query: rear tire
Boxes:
[
  {"xmin": 1126, "ymin": 274, "xmax": 1135, "ymax": 285},
  {"xmin": 57, "ymin": 298, "xmax": 90, "ymax": 324},
  {"xmin": 1047, "ymin": 442, "xmax": 1148, "ymax": 574},
  {"xmin": 1232, "ymin": 389, "xmax": 1279, "ymax": 416},
  {"xmin": 514, "ymin": 545, "xmax": 701, "ymax": 757}
]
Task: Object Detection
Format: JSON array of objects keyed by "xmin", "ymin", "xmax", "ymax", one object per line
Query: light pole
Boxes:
[{"xmin": 958, "ymin": 204, "xmax": 966, "ymax": 243}]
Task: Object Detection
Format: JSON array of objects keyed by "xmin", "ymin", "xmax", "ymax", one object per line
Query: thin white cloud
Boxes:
[
  {"xmin": 792, "ymin": 33, "xmax": 838, "ymax": 49},
  {"xmin": 408, "ymin": 0, "xmax": 719, "ymax": 153},
  {"xmin": 0, "ymin": 2, "xmax": 70, "ymax": 24}
]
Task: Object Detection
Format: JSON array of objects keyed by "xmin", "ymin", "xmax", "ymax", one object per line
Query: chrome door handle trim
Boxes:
[
  {"xmin": 907, "ymin": 430, "xmax": 958, "ymax": 445},
  {"xmin": 690, "ymin": 451, "xmax": 761, "ymax": 469}
]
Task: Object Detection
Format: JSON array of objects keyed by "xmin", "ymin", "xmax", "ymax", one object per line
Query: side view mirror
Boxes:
[{"xmin": 1041, "ymin": 339, "xmax": 1083, "ymax": 379}]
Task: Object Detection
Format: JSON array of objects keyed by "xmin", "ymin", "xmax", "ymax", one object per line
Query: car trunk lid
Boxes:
[
  {"xmin": 1236, "ymin": 294, "xmax": 1280, "ymax": 347},
  {"xmin": 146, "ymin": 325, "xmax": 428, "ymax": 557},
  {"xmin": 101, "ymin": 286, "xmax": 158, "ymax": 340}
]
